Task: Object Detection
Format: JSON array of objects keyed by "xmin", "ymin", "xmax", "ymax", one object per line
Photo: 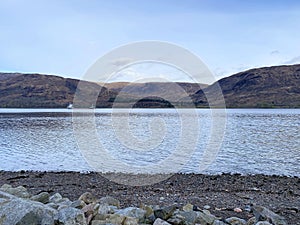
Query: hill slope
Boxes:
[
  {"xmin": 191, "ymin": 64, "xmax": 300, "ymax": 108},
  {"xmin": 0, "ymin": 64, "xmax": 300, "ymax": 108}
]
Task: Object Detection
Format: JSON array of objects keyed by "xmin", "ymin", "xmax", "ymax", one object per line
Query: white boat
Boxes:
[{"xmin": 67, "ymin": 103, "xmax": 73, "ymax": 109}]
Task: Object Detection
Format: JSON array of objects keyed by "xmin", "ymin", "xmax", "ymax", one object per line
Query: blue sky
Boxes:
[{"xmin": 1, "ymin": 0, "xmax": 300, "ymax": 83}]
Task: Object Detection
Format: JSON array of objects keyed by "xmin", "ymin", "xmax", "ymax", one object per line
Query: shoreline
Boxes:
[{"xmin": 0, "ymin": 171, "xmax": 299, "ymax": 224}]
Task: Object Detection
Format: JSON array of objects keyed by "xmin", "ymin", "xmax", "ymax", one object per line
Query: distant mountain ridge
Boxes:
[{"xmin": 0, "ymin": 64, "xmax": 299, "ymax": 108}]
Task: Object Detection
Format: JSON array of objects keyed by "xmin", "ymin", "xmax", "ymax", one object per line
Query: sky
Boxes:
[{"xmin": 0, "ymin": 0, "xmax": 300, "ymax": 84}]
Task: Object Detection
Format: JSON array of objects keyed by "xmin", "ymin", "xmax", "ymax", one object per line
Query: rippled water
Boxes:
[{"xmin": 0, "ymin": 108, "xmax": 299, "ymax": 176}]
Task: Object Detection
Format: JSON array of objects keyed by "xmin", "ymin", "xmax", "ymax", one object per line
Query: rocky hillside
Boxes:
[
  {"xmin": 0, "ymin": 64, "xmax": 299, "ymax": 108},
  {"xmin": 191, "ymin": 64, "xmax": 300, "ymax": 108},
  {"xmin": 0, "ymin": 73, "xmax": 114, "ymax": 108}
]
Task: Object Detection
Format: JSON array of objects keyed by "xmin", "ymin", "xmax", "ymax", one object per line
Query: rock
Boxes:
[
  {"xmin": 99, "ymin": 196, "xmax": 120, "ymax": 208},
  {"xmin": 0, "ymin": 191, "xmax": 56, "ymax": 225},
  {"xmin": 49, "ymin": 193, "xmax": 63, "ymax": 203},
  {"xmin": 105, "ymin": 213, "xmax": 125, "ymax": 225},
  {"xmin": 213, "ymin": 220, "xmax": 228, "ymax": 225},
  {"xmin": 196, "ymin": 211, "xmax": 218, "ymax": 225},
  {"xmin": 115, "ymin": 207, "xmax": 146, "ymax": 222},
  {"xmin": 30, "ymin": 192, "xmax": 50, "ymax": 204},
  {"xmin": 255, "ymin": 222, "xmax": 273, "ymax": 225},
  {"xmin": 234, "ymin": 208, "xmax": 243, "ymax": 213},
  {"xmin": 154, "ymin": 205, "xmax": 177, "ymax": 220},
  {"xmin": 183, "ymin": 203, "xmax": 194, "ymax": 212},
  {"xmin": 252, "ymin": 205, "xmax": 287, "ymax": 225},
  {"xmin": 79, "ymin": 192, "xmax": 97, "ymax": 204},
  {"xmin": 177, "ymin": 211, "xmax": 198, "ymax": 225},
  {"xmin": 0, "ymin": 184, "xmax": 31, "ymax": 198},
  {"xmin": 226, "ymin": 217, "xmax": 247, "ymax": 225},
  {"xmin": 167, "ymin": 214, "xmax": 185, "ymax": 225},
  {"xmin": 154, "ymin": 218, "xmax": 172, "ymax": 225},
  {"xmin": 204, "ymin": 205, "xmax": 211, "ymax": 210},
  {"xmin": 56, "ymin": 206, "xmax": 87, "ymax": 225},
  {"xmin": 142, "ymin": 205, "xmax": 154, "ymax": 218},
  {"xmin": 70, "ymin": 199, "xmax": 86, "ymax": 209},
  {"xmin": 123, "ymin": 216, "xmax": 139, "ymax": 225},
  {"xmin": 247, "ymin": 217, "xmax": 256, "ymax": 225},
  {"xmin": 97, "ymin": 203, "xmax": 115, "ymax": 215}
]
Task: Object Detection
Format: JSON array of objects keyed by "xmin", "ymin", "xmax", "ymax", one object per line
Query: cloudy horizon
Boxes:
[{"xmin": 1, "ymin": 0, "xmax": 300, "ymax": 83}]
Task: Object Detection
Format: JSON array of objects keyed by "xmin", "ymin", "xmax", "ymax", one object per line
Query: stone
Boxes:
[
  {"xmin": 115, "ymin": 207, "xmax": 146, "ymax": 222},
  {"xmin": 196, "ymin": 211, "xmax": 218, "ymax": 225},
  {"xmin": 79, "ymin": 192, "xmax": 97, "ymax": 204},
  {"xmin": 0, "ymin": 191, "xmax": 56, "ymax": 225},
  {"xmin": 204, "ymin": 205, "xmax": 211, "ymax": 210},
  {"xmin": 154, "ymin": 218, "xmax": 172, "ymax": 225},
  {"xmin": 0, "ymin": 184, "xmax": 31, "ymax": 198},
  {"xmin": 167, "ymin": 214, "xmax": 185, "ymax": 225},
  {"xmin": 247, "ymin": 217, "xmax": 257, "ymax": 225},
  {"xmin": 177, "ymin": 211, "xmax": 198, "ymax": 225},
  {"xmin": 105, "ymin": 213, "xmax": 125, "ymax": 225},
  {"xmin": 30, "ymin": 192, "xmax": 50, "ymax": 204},
  {"xmin": 49, "ymin": 193, "xmax": 63, "ymax": 203},
  {"xmin": 154, "ymin": 205, "xmax": 177, "ymax": 220},
  {"xmin": 255, "ymin": 222, "xmax": 273, "ymax": 225},
  {"xmin": 183, "ymin": 203, "xmax": 194, "ymax": 212},
  {"xmin": 98, "ymin": 203, "xmax": 117, "ymax": 215},
  {"xmin": 252, "ymin": 205, "xmax": 287, "ymax": 225},
  {"xmin": 99, "ymin": 196, "xmax": 120, "ymax": 208},
  {"xmin": 56, "ymin": 206, "xmax": 87, "ymax": 225},
  {"xmin": 234, "ymin": 208, "xmax": 243, "ymax": 213},
  {"xmin": 213, "ymin": 220, "xmax": 228, "ymax": 225},
  {"xmin": 70, "ymin": 199, "xmax": 86, "ymax": 209},
  {"xmin": 226, "ymin": 217, "xmax": 247, "ymax": 225},
  {"xmin": 123, "ymin": 216, "xmax": 139, "ymax": 225}
]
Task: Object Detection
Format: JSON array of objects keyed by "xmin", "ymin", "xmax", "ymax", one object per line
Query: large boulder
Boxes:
[{"xmin": 0, "ymin": 191, "xmax": 56, "ymax": 225}]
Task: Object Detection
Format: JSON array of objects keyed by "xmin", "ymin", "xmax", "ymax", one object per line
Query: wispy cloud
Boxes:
[{"xmin": 283, "ymin": 56, "xmax": 300, "ymax": 65}]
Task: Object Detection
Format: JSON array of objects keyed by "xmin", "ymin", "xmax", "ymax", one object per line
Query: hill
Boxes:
[
  {"xmin": 0, "ymin": 64, "xmax": 299, "ymax": 108},
  {"xmin": 191, "ymin": 64, "xmax": 300, "ymax": 108}
]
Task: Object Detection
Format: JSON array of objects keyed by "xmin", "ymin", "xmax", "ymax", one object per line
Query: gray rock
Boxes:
[
  {"xmin": 30, "ymin": 192, "xmax": 50, "ymax": 204},
  {"xmin": 252, "ymin": 205, "xmax": 287, "ymax": 225},
  {"xmin": 98, "ymin": 203, "xmax": 118, "ymax": 215},
  {"xmin": 247, "ymin": 217, "xmax": 256, "ymax": 225},
  {"xmin": 49, "ymin": 193, "xmax": 63, "ymax": 203},
  {"xmin": 56, "ymin": 207, "xmax": 87, "ymax": 225},
  {"xmin": 79, "ymin": 192, "xmax": 97, "ymax": 204},
  {"xmin": 123, "ymin": 216, "xmax": 139, "ymax": 225},
  {"xmin": 105, "ymin": 213, "xmax": 125, "ymax": 225},
  {"xmin": 204, "ymin": 205, "xmax": 211, "ymax": 210},
  {"xmin": 0, "ymin": 184, "xmax": 31, "ymax": 198},
  {"xmin": 154, "ymin": 218, "xmax": 172, "ymax": 225},
  {"xmin": 196, "ymin": 211, "xmax": 218, "ymax": 224},
  {"xmin": 226, "ymin": 217, "xmax": 247, "ymax": 225},
  {"xmin": 213, "ymin": 220, "xmax": 228, "ymax": 225},
  {"xmin": 167, "ymin": 215, "xmax": 185, "ymax": 225},
  {"xmin": 255, "ymin": 222, "xmax": 273, "ymax": 225},
  {"xmin": 154, "ymin": 205, "xmax": 177, "ymax": 220},
  {"xmin": 0, "ymin": 191, "xmax": 56, "ymax": 225},
  {"xmin": 70, "ymin": 199, "xmax": 86, "ymax": 209},
  {"xmin": 182, "ymin": 203, "xmax": 194, "ymax": 212},
  {"xmin": 99, "ymin": 196, "xmax": 120, "ymax": 208},
  {"xmin": 115, "ymin": 207, "xmax": 146, "ymax": 221},
  {"xmin": 177, "ymin": 211, "xmax": 198, "ymax": 225}
]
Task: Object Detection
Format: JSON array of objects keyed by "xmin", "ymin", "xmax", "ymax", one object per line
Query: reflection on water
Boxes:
[{"xmin": 0, "ymin": 108, "xmax": 299, "ymax": 176}]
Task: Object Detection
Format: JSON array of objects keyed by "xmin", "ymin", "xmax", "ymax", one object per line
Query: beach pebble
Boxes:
[
  {"xmin": 204, "ymin": 205, "xmax": 211, "ymax": 210},
  {"xmin": 234, "ymin": 207, "xmax": 243, "ymax": 213}
]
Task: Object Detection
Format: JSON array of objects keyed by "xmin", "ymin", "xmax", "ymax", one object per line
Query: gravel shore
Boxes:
[{"xmin": 0, "ymin": 171, "xmax": 299, "ymax": 224}]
